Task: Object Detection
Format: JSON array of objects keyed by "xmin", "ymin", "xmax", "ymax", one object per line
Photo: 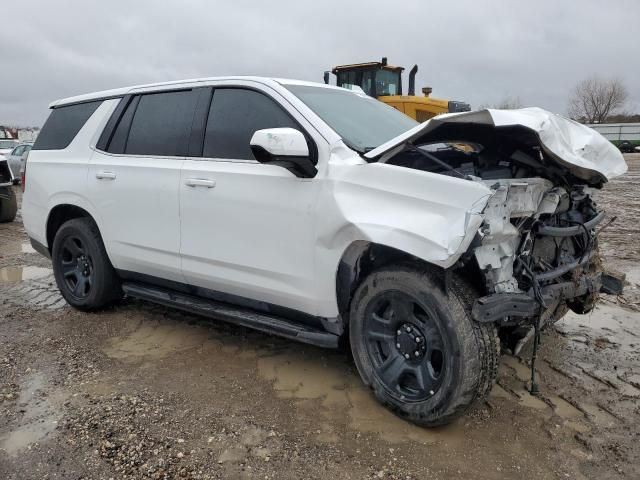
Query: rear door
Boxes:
[
  {"xmin": 179, "ymin": 85, "xmax": 322, "ymax": 314},
  {"xmin": 89, "ymin": 89, "xmax": 199, "ymax": 282}
]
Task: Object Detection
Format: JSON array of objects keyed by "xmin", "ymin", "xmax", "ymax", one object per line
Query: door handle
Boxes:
[
  {"xmin": 96, "ymin": 171, "xmax": 116, "ymax": 180},
  {"xmin": 185, "ymin": 178, "xmax": 216, "ymax": 188}
]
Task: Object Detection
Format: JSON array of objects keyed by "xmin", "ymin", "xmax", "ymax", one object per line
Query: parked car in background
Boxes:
[
  {"xmin": 5, "ymin": 143, "xmax": 32, "ymax": 182},
  {"xmin": 22, "ymin": 77, "xmax": 626, "ymax": 426},
  {"xmin": 0, "ymin": 138, "xmax": 20, "ymax": 157},
  {"xmin": 618, "ymin": 140, "xmax": 636, "ymax": 153},
  {"xmin": 0, "ymin": 155, "xmax": 17, "ymax": 222}
]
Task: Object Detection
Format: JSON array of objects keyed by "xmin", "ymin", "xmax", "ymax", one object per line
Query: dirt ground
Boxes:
[{"xmin": 1, "ymin": 155, "xmax": 639, "ymax": 480}]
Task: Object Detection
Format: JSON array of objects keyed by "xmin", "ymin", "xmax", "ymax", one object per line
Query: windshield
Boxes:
[
  {"xmin": 0, "ymin": 140, "xmax": 18, "ymax": 149},
  {"xmin": 285, "ymin": 85, "xmax": 417, "ymax": 153}
]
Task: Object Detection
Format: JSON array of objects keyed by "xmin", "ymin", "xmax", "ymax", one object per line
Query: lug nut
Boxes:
[
  {"xmin": 404, "ymin": 354, "xmax": 410, "ymax": 359},
  {"xmin": 396, "ymin": 343, "xmax": 401, "ymax": 348},
  {"xmin": 415, "ymin": 337, "xmax": 421, "ymax": 343},
  {"xmin": 414, "ymin": 351, "xmax": 420, "ymax": 356},
  {"xmin": 406, "ymin": 327, "xmax": 411, "ymax": 332},
  {"xmin": 397, "ymin": 330, "xmax": 401, "ymax": 335},
  {"xmin": 429, "ymin": 390, "xmax": 434, "ymax": 395}
]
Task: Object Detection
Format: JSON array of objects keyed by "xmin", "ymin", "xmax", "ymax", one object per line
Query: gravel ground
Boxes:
[{"xmin": 1, "ymin": 156, "xmax": 639, "ymax": 479}]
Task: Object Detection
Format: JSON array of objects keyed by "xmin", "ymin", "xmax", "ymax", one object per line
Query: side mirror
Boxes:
[{"xmin": 249, "ymin": 128, "xmax": 317, "ymax": 178}]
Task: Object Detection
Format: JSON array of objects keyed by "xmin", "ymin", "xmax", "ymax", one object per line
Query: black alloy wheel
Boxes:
[
  {"xmin": 58, "ymin": 235, "xmax": 94, "ymax": 299},
  {"xmin": 364, "ymin": 291, "xmax": 446, "ymax": 402},
  {"xmin": 349, "ymin": 266, "xmax": 500, "ymax": 426},
  {"xmin": 52, "ymin": 217, "xmax": 122, "ymax": 310}
]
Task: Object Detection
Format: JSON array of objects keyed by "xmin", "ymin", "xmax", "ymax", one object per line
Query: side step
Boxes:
[{"xmin": 121, "ymin": 282, "xmax": 339, "ymax": 349}]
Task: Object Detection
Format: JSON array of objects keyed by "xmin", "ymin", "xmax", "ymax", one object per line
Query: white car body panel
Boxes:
[
  {"xmin": 22, "ymin": 100, "xmax": 117, "ymax": 248},
  {"xmin": 180, "ymin": 159, "xmax": 322, "ymax": 313},
  {"xmin": 88, "ymin": 151, "xmax": 185, "ymax": 283}
]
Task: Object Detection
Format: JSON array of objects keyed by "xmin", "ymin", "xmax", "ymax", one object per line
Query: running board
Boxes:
[{"xmin": 121, "ymin": 282, "xmax": 339, "ymax": 349}]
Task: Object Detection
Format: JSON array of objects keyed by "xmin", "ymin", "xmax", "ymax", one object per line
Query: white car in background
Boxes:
[
  {"xmin": 5, "ymin": 143, "xmax": 32, "ymax": 182},
  {"xmin": 22, "ymin": 77, "xmax": 626, "ymax": 426},
  {"xmin": 0, "ymin": 138, "xmax": 19, "ymax": 157}
]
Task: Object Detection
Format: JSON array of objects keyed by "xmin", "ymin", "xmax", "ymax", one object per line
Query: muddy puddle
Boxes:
[
  {"xmin": 103, "ymin": 313, "xmax": 612, "ymax": 445},
  {"xmin": 0, "ymin": 265, "xmax": 52, "ymax": 283},
  {"xmin": 104, "ymin": 318, "xmax": 469, "ymax": 444},
  {"xmin": 0, "ymin": 372, "xmax": 62, "ymax": 456},
  {"xmin": 557, "ymin": 303, "xmax": 640, "ymax": 351},
  {"xmin": 255, "ymin": 351, "xmax": 468, "ymax": 444},
  {"xmin": 103, "ymin": 320, "xmax": 208, "ymax": 360}
]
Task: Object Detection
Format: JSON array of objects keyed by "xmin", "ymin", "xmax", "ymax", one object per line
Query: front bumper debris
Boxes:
[{"xmin": 471, "ymin": 271, "xmax": 606, "ymax": 323}]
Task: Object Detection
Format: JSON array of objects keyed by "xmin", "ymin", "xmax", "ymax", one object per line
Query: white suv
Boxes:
[{"xmin": 22, "ymin": 77, "xmax": 626, "ymax": 426}]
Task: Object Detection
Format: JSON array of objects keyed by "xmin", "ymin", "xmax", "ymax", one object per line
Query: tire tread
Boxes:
[{"xmin": 350, "ymin": 263, "xmax": 499, "ymax": 426}]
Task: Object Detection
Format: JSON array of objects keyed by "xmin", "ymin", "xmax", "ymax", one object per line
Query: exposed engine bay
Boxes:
[{"xmin": 381, "ymin": 121, "xmax": 624, "ymax": 357}]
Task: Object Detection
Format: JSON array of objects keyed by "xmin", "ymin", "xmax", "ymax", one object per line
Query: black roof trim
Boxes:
[{"xmin": 51, "ymin": 94, "xmax": 125, "ymax": 109}]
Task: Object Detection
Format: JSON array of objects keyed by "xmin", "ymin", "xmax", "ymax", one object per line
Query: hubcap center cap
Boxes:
[
  {"xmin": 395, "ymin": 323, "xmax": 427, "ymax": 359},
  {"xmin": 76, "ymin": 255, "xmax": 91, "ymax": 276}
]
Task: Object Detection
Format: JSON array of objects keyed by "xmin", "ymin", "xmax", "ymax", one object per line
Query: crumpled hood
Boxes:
[{"xmin": 365, "ymin": 107, "xmax": 627, "ymax": 183}]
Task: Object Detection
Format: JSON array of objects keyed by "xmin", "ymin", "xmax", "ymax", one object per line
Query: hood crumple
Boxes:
[{"xmin": 365, "ymin": 107, "xmax": 627, "ymax": 184}]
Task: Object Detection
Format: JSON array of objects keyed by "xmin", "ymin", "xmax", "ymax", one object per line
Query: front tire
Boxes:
[
  {"xmin": 349, "ymin": 265, "xmax": 499, "ymax": 427},
  {"xmin": 52, "ymin": 218, "xmax": 122, "ymax": 310}
]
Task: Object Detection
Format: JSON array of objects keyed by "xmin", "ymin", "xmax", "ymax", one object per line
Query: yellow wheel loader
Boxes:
[{"xmin": 324, "ymin": 57, "xmax": 470, "ymax": 121}]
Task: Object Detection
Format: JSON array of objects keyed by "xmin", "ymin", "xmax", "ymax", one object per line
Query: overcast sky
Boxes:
[{"xmin": 1, "ymin": 0, "xmax": 638, "ymax": 126}]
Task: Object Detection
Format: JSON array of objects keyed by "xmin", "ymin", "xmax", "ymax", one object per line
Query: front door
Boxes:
[{"xmin": 180, "ymin": 86, "xmax": 321, "ymax": 314}]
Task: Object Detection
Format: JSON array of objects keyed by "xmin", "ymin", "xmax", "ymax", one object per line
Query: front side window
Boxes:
[
  {"xmin": 203, "ymin": 88, "xmax": 297, "ymax": 160},
  {"xmin": 12, "ymin": 146, "xmax": 25, "ymax": 156},
  {"xmin": 124, "ymin": 90, "xmax": 199, "ymax": 156},
  {"xmin": 285, "ymin": 84, "xmax": 417, "ymax": 153}
]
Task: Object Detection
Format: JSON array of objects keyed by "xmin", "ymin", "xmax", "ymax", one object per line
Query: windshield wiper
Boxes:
[{"xmin": 405, "ymin": 143, "xmax": 471, "ymax": 180}]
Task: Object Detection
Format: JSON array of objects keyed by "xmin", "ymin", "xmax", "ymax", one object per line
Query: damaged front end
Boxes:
[
  {"xmin": 365, "ymin": 107, "xmax": 627, "ymax": 357},
  {"xmin": 470, "ymin": 178, "xmax": 611, "ymax": 342}
]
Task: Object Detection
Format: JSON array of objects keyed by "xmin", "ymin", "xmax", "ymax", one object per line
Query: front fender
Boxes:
[{"xmin": 323, "ymin": 162, "xmax": 491, "ymax": 268}]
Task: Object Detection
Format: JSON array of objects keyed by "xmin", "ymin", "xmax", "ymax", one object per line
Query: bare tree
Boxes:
[
  {"xmin": 479, "ymin": 95, "xmax": 524, "ymax": 110},
  {"xmin": 568, "ymin": 76, "xmax": 628, "ymax": 123},
  {"xmin": 494, "ymin": 95, "xmax": 524, "ymax": 110}
]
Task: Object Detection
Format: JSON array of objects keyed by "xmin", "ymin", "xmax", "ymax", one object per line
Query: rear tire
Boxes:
[
  {"xmin": 349, "ymin": 265, "xmax": 499, "ymax": 427},
  {"xmin": 0, "ymin": 187, "xmax": 17, "ymax": 223},
  {"xmin": 52, "ymin": 217, "xmax": 122, "ymax": 310}
]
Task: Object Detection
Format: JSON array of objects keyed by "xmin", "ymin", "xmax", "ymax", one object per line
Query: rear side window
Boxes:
[
  {"xmin": 203, "ymin": 88, "xmax": 297, "ymax": 160},
  {"xmin": 124, "ymin": 90, "xmax": 198, "ymax": 157},
  {"xmin": 32, "ymin": 101, "xmax": 102, "ymax": 150}
]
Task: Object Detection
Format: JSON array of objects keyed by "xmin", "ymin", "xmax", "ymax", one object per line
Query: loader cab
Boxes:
[
  {"xmin": 331, "ymin": 59, "xmax": 404, "ymax": 97},
  {"xmin": 326, "ymin": 57, "xmax": 471, "ymax": 122}
]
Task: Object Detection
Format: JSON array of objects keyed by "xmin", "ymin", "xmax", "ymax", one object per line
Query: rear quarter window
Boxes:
[{"xmin": 32, "ymin": 101, "xmax": 102, "ymax": 150}]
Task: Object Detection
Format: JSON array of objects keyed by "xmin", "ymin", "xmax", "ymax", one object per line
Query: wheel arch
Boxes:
[
  {"xmin": 46, "ymin": 204, "xmax": 95, "ymax": 254},
  {"xmin": 335, "ymin": 240, "xmax": 448, "ymax": 325}
]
